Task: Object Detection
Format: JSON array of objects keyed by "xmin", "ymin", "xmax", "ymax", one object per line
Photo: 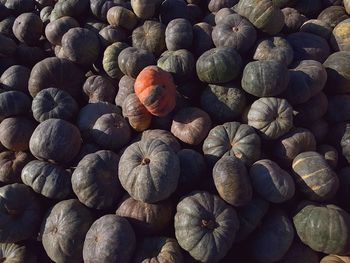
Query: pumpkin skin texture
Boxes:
[
  {"xmin": 50, "ymin": 0, "xmax": 89, "ymax": 21},
  {"xmin": 192, "ymin": 22, "xmax": 214, "ymax": 57},
  {"xmin": 200, "ymin": 82, "xmax": 246, "ymax": 123},
  {"xmin": 327, "ymin": 95, "xmax": 350, "ymax": 123},
  {"xmin": 134, "ymin": 65, "xmax": 177, "ymax": 117},
  {"xmin": 90, "ymin": 0, "xmax": 125, "ymax": 22},
  {"xmin": 212, "ymin": 14, "xmax": 257, "ymax": 53},
  {"xmin": 13, "ymin": 12, "xmax": 43, "ymax": 45},
  {"xmin": 318, "ymin": 6, "xmax": 349, "ymax": 28},
  {"xmin": 83, "ymin": 215, "xmax": 136, "ymax": 263},
  {"xmin": 40, "ymin": 6, "xmax": 53, "ymax": 24},
  {"xmin": 29, "ymin": 119, "xmax": 81, "ymax": 165},
  {"xmin": 131, "ymin": 0, "xmax": 161, "ymax": 19},
  {"xmin": 72, "ymin": 150, "xmax": 122, "ymax": 210},
  {"xmin": 303, "ymin": 118, "xmax": 328, "ymax": 143},
  {"xmin": 0, "ymin": 243, "xmax": 36, "ymax": 263},
  {"xmin": 250, "ymin": 159, "xmax": 295, "ymax": 203},
  {"xmin": 21, "ymin": 160, "xmax": 72, "ymax": 199},
  {"xmin": 119, "ymin": 138, "xmax": 180, "ymax": 203},
  {"xmin": 116, "ymin": 195, "xmax": 173, "ymax": 235},
  {"xmin": 293, "ymin": 204, "xmax": 350, "ymax": 255},
  {"xmin": 103, "ymin": 42, "xmax": 129, "ymax": 79},
  {"xmin": 324, "ymin": 51, "xmax": 350, "ymax": 94},
  {"xmin": 0, "ymin": 151, "xmax": 33, "ymax": 183},
  {"xmin": 0, "ymin": 33, "xmax": 16, "ymax": 58},
  {"xmin": 115, "ymin": 75, "xmax": 135, "ymax": 107},
  {"xmin": 318, "ymin": 144, "xmax": 338, "ymax": 168},
  {"xmin": 98, "ymin": 25, "xmax": 127, "ymax": 48},
  {"xmin": 213, "ymin": 156, "xmax": 252, "ymax": 207},
  {"xmin": 250, "ymin": 209, "xmax": 294, "ymax": 263},
  {"xmin": 40, "ymin": 199, "xmax": 94, "ymax": 263},
  {"xmin": 107, "ymin": 6, "xmax": 137, "ymax": 31},
  {"xmin": 132, "ymin": 20, "xmax": 166, "ymax": 57},
  {"xmin": 0, "ymin": 183, "xmax": 41, "ymax": 243},
  {"xmin": 196, "ymin": 47, "xmax": 242, "ymax": 84},
  {"xmin": 203, "ymin": 122, "xmax": 261, "ymax": 167},
  {"xmin": 32, "ymin": 88, "xmax": 79, "ymax": 122},
  {"xmin": 280, "ymin": 241, "xmax": 319, "ymax": 263},
  {"xmin": 141, "ymin": 129, "xmax": 181, "ymax": 153},
  {"xmin": 0, "ymin": 117, "xmax": 36, "ymax": 152},
  {"xmin": 331, "ymin": 19, "xmax": 350, "ymax": 51},
  {"xmin": 292, "ymin": 151, "xmax": 339, "ymax": 201},
  {"xmin": 165, "ymin": 18, "xmax": 193, "ymax": 51},
  {"xmin": 28, "ymin": 57, "xmax": 85, "ymax": 98},
  {"xmin": 0, "ymin": 65, "xmax": 30, "ymax": 92},
  {"xmin": 0, "ymin": 91, "xmax": 31, "ymax": 121},
  {"xmin": 45, "ymin": 16, "xmax": 79, "ymax": 46},
  {"xmin": 174, "ymin": 191, "xmax": 239, "ymax": 263},
  {"xmin": 241, "ymin": 60, "xmax": 289, "ymax": 97},
  {"xmin": 300, "ymin": 19, "xmax": 333, "ymax": 39},
  {"xmin": 83, "ymin": 75, "xmax": 116, "ymax": 104},
  {"xmin": 282, "ymin": 7, "xmax": 307, "ymax": 33},
  {"xmin": 171, "ymin": 107, "xmax": 211, "ymax": 145},
  {"xmin": 321, "ymin": 255, "xmax": 350, "ymax": 263},
  {"xmin": 122, "ymin": 93, "xmax": 152, "ymax": 132},
  {"xmin": 118, "ymin": 47, "xmax": 156, "ymax": 79},
  {"xmin": 133, "ymin": 237, "xmax": 183, "ymax": 263}
]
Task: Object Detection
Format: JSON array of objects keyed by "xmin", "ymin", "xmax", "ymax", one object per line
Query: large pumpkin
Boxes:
[
  {"xmin": 115, "ymin": 75, "xmax": 135, "ymax": 107},
  {"xmin": 141, "ymin": 129, "xmax": 181, "ymax": 153},
  {"xmin": 165, "ymin": 18, "xmax": 193, "ymax": 51},
  {"xmin": 134, "ymin": 65, "xmax": 177, "ymax": 117},
  {"xmin": 83, "ymin": 75, "xmax": 117, "ymax": 104},
  {"xmin": 13, "ymin": 12, "xmax": 43, "ymax": 45},
  {"xmin": 331, "ymin": 18, "xmax": 350, "ymax": 51},
  {"xmin": 45, "ymin": 16, "xmax": 79, "ymax": 45},
  {"xmin": 0, "ymin": 65, "xmax": 30, "ymax": 92}
]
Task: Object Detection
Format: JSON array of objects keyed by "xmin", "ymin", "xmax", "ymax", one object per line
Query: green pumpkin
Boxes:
[
  {"xmin": 165, "ymin": 18, "xmax": 193, "ymax": 51},
  {"xmin": 0, "ymin": 91, "xmax": 31, "ymax": 121},
  {"xmin": 300, "ymin": 19, "xmax": 332, "ymax": 39},
  {"xmin": 103, "ymin": 42, "xmax": 129, "ymax": 79},
  {"xmin": 0, "ymin": 65, "xmax": 31, "ymax": 92},
  {"xmin": 45, "ymin": 16, "xmax": 79, "ymax": 46},
  {"xmin": 321, "ymin": 255, "xmax": 350, "ymax": 263},
  {"xmin": 13, "ymin": 12, "xmax": 43, "ymax": 45}
]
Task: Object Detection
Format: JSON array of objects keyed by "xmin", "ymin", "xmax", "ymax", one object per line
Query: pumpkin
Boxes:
[
  {"xmin": 0, "ymin": 16, "xmax": 16, "ymax": 39},
  {"xmin": 235, "ymin": 197, "xmax": 269, "ymax": 242},
  {"xmin": 212, "ymin": 14, "xmax": 257, "ymax": 53},
  {"xmin": 141, "ymin": 129, "xmax": 181, "ymax": 153},
  {"xmin": 106, "ymin": 6, "xmax": 137, "ymax": 31},
  {"xmin": 0, "ymin": 33, "xmax": 16, "ymax": 58},
  {"xmin": 280, "ymin": 241, "xmax": 319, "ymax": 263},
  {"xmin": 300, "ymin": 19, "xmax": 333, "ymax": 39},
  {"xmin": 282, "ymin": 7, "xmax": 307, "ymax": 33},
  {"xmin": 40, "ymin": 199, "xmax": 94, "ymax": 263},
  {"xmin": 272, "ymin": 127, "xmax": 317, "ymax": 168},
  {"xmin": 196, "ymin": 47, "xmax": 242, "ymax": 84},
  {"xmin": 83, "ymin": 75, "xmax": 116, "ymax": 103},
  {"xmin": 186, "ymin": 3, "xmax": 203, "ymax": 25},
  {"xmin": 131, "ymin": 0, "xmax": 161, "ymax": 19},
  {"xmin": 72, "ymin": 150, "xmax": 122, "ymax": 209},
  {"xmin": 115, "ymin": 75, "xmax": 135, "ymax": 107},
  {"xmin": 318, "ymin": 6, "xmax": 349, "ymax": 28},
  {"xmin": 0, "ymin": 57, "xmax": 16, "ymax": 75},
  {"xmin": 250, "ymin": 159, "xmax": 295, "ymax": 203},
  {"xmin": 91, "ymin": 113, "xmax": 131, "ymax": 151},
  {"xmin": 241, "ymin": 60, "xmax": 289, "ymax": 97},
  {"xmin": 50, "ymin": 0, "xmax": 89, "ymax": 20},
  {"xmin": 29, "ymin": 119, "xmax": 82, "ymax": 164},
  {"xmin": 0, "ymin": 65, "xmax": 30, "ymax": 92},
  {"xmin": 213, "ymin": 155, "xmax": 252, "ymax": 207},
  {"xmin": 0, "ymin": 243, "xmax": 36, "ymax": 263},
  {"xmin": 40, "ymin": 7, "xmax": 53, "ymax": 24},
  {"xmin": 292, "ymin": 151, "xmax": 339, "ymax": 201},
  {"xmin": 118, "ymin": 138, "xmax": 180, "ymax": 203},
  {"xmin": 0, "ymin": 91, "xmax": 31, "ymax": 121},
  {"xmin": 98, "ymin": 25, "xmax": 127, "ymax": 48},
  {"xmin": 248, "ymin": 97, "xmax": 293, "ymax": 140},
  {"xmin": 134, "ymin": 65, "xmax": 176, "ymax": 117},
  {"xmin": 122, "ymin": 93, "xmax": 152, "ymax": 132},
  {"xmin": 157, "ymin": 49, "xmax": 195, "ymax": 83},
  {"xmin": 102, "ymin": 42, "xmax": 129, "ymax": 79},
  {"xmin": 331, "ymin": 18, "xmax": 350, "ymax": 51},
  {"xmin": 250, "ymin": 209, "xmax": 294, "ymax": 263},
  {"xmin": 132, "ymin": 20, "xmax": 166, "ymax": 57},
  {"xmin": 317, "ymin": 144, "xmax": 338, "ymax": 168},
  {"xmin": 330, "ymin": 122, "xmax": 350, "ymax": 164},
  {"xmin": 13, "ymin": 12, "xmax": 43, "ymax": 45},
  {"xmin": 83, "ymin": 215, "xmax": 136, "ymax": 263},
  {"xmin": 159, "ymin": 0, "xmax": 188, "ymax": 25},
  {"xmin": 171, "ymin": 107, "xmax": 211, "ymax": 145},
  {"xmin": 0, "ymin": 151, "xmax": 33, "ymax": 183},
  {"xmin": 327, "ymin": 95, "xmax": 350, "ymax": 123},
  {"xmin": 203, "ymin": 122, "xmax": 261, "ymax": 166},
  {"xmin": 133, "ymin": 237, "xmax": 183, "ymax": 262},
  {"xmin": 324, "ymin": 51, "xmax": 350, "ymax": 94},
  {"xmin": 0, "ymin": 117, "xmax": 36, "ymax": 152},
  {"xmin": 174, "ymin": 191, "xmax": 239, "ymax": 263},
  {"xmin": 32, "ymin": 88, "xmax": 79, "ymax": 122},
  {"xmin": 116, "ymin": 195, "xmax": 173, "ymax": 235},
  {"xmin": 214, "ymin": 8, "xmax": 234, "ymax": 24},
  {"xmin": 118, "ymin": 47, "xmax": 156, "ymax": 79},
  {"xmin": 28, "ymin": 57, "xmax": 85, "ymax": 98},
  {"xmin": 293, "ymin": 203, "xmax": 350, "ymax": 255},
  {"xmin": 15, "ymin": 43, "xmax": 45, "ymax": 68},
  {"xmin": 90, "ymin": 0, "xmax": 124, "ymax": 22},
  {"xmin": 165, "ymin": 18, "xmax": 193, "ymax": 51},
  {"xmin": 321, "ymin": 255, "xmax": 350, "ymax": 263},
  {"xmin": 0, "ymin": 183, "xmax": 41, "ymax": 242},
  {"xmin": 234, "ymin": 0, "xmax": 284, "ymax": 35},
  {"xmin": 192, "ymin": 22, "xmax": 214, "ymax": 57},
  {"xmin": 45, "ymin": 16, "xmax": 79, "ymax": 46}
]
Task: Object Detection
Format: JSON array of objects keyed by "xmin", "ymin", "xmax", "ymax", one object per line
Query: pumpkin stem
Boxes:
[
  {"xmin": 201, "ymin": 219, "xmax": 217, "ymax": 230},
  {"xmin": 141, "ymin": 158, "xmax": 150, "ymax": 165}
]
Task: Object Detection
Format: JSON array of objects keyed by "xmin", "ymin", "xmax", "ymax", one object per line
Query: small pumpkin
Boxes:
[
  {"xmin": 134, "ymin": 65, "xmax": 177, "ymax": 117},
  {"xmin": 324, "ymin": 51, "xmax": 350, "ymax": 94},
  {"xmin": 0, "ymin": 16, "xmax": 16, "ymax": 39},
  {"xmin": 45, "ymin": 16, "xmax": 79, "ymax": 45},
  {"xmin": 317, "ymin": 144, "xmax": 338, "ymax": 168},
  {"xmin": 102, "ymin": 42, "xmax": 129, "ymax": 79},
  {"xmin": 165, "ymin": 18, "xmax": 193, "ymax": 51},
  {"xmin": 98, "ymin": 25, "xmax": 127, "ymax": 48},
  {"xmin": 0, "ymin": 151, "xmax": 33, "ymax": 183},
  {"xmin": 83, "ymin": 75, "xmax": 116, "ymax": 103},
  {"xmin": 331, "ymin": 18, "xmax": 350, "ymax": 51},
  {"xmin": 131, "ymin": 0, "xmax": 161, "ymax": 19},
  {"xmin": 40, "ymin": 6, "xmax": 53, "ymax": 24},
  {"xmin": 282, "ymin": 7, "xmax": 307, "ymax": 33},
  {"xmin": 192, "ymin": 22, "xmax": 214, "ymax": 57},
  {"xmin": 13, "ymin": 12, "xmax": 43, "ymax": 45},
  {"xmin": 90, "ymin": 0, "xmax": 125, "ymax": 22},
  {"xmin": 0, "ymin": 65, "xmax": 31, "ymax": 92},
  {"xmin": 50, "ymin": 0, "xmax": 89, "ymax": 21},
  {"xmin": 0, "ymin": 91, "xmax": 31, "ymax": 121},
  {"xmin": 107, "ymin": 6, "xmax": 137, "ymax": 31},
  {"xmin": 115, "ymin": 75, "xmax": 135, "ymax": 107},
  {"xmin": 318, "ymin": 6, "xmax": 349, "ymax": 28},
  {"xmin": 141, "ymin": 129, "xmax": 181, "ymax": 153}
]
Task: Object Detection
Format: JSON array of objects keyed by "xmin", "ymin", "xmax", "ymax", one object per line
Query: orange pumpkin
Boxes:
[{"xmin": 134, "ymin": 65, "xmax": 177, "ymax": 117}]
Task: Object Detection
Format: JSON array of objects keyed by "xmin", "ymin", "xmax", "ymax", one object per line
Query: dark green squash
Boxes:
[
  {"xmin": 90, "ymin": 0, "xmax": 125, "ymax": 22},
  {"xmin": 0, "ymin": 65, "xmax": 30, "ymax": 92},
  {"xmin": 0, "ymin": 33, "xmax": 16, "ymax": 58},
  {"xmin": 50, "ymin": 0, "xmax": 89, "ymax": 21},
  {"xmin": 98, "ymin": 25, "xmax": 127, "ymax": 48},
  {"xmin": 0, "ymin": 91, "xmax": 31, "ymax": 121},
  {"xmin": 282, "ymin": 7, "xmax": 307, "ymax": 33},
  {"xmin": 13, "ymin": 12, "xmax": 43, "ymax": 45},
  {"xmin": 102, "ymin": 42, "xmax": 129, "ymax": 79},
  {"xmin": 331, "ymin": 18, "xmax": 350, "ymax": 52},
  {"xmin": 192, "ymin": 22, "xmax": 214, "ymax": 57},
  {"xmin": 141, "ymin": 129, "xmax": 181, "ymax": 153},
  {"xmin": 45, "ymin": 16, "xmax": 79, "ymax": 46},
  {"xmin": 106, "ymin": 6, "xmax": 138, "ymax": 30},
  {"xmin": 83, "ymin": 75, "xmax": 116, "ymax": 103},
  {"xmin": 0, "ymin": 151, "xmax": 33, "ymax": 183},
  {"xmin": 15, "ymin": 43, "xmax": 46, "ymax": 68},
  {"xmin": 165, "ymin": 18, "xmax": 193, "ymax": 51},
  {"xmin": 324, "ymin": 51, "xmax": 350, "ymax": 94}
]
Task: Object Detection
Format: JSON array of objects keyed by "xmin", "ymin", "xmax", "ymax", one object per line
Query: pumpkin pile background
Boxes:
[{"xmin": 2, "ymin": 0, "xmax": 350, "ymax": 262}]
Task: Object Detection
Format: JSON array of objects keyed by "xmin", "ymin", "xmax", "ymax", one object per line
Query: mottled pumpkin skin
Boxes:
[
  {"xmin": 116, "ymin": 195, "xmax": 173, "ymax": 235},
  {"xmin": 131, "ymin": 0, "xmax": 161, "ymax": 19},
  {"xmin": 0, "ymin": 242, "xmax": 36, "ymax": 263},
  {"xmin": 250, "ymin": 159, "xmax": 295, "ymax": 203},
  {"xmin": 0, "ymin": 65, "xmax": 30, "ymax": 92},
  {"xmin": 318, "ymin": 6, "xmax": 349, "ymax": 28},
  {"xmin": 115, "ymin": 75, "xmax": 135, "ymax": 107},
  {"xmin": 331, "ymin": 18, "xmax": 350, "ymax": 52},
  {"xmin": 248, "ymin": 97, "xmax": 293, "ymax": 140},
  {"xmin": 98, "ymin": 25, "xmax": 127, "ymax": 48},
  {"xmin": 0, "ymin": 151, "xmax": 33, "ymax": 183},
  {"xmin": 40, "ymin": 199, "xmax": 94, "ymax": 263},
  {"xmin": 133, "ymin": 237, "xmax": 183, "ymax": 263},
  {"xmin": 324, "ymin": 51, "xmax": 350, "ymax": 94},
  {"xmin": 213, "ymin": 156, "xmax": 252, "ymax": 207},
  {"xmin": 103, "ymin": 42, "xmax": 129, "ymax": 79},
  {"xmin": 50, "ymin": 0, "xmax": 89, "ymax": 21},
  {"xmin": 203, "ymin": 122, "xmax": 261, "ymax": 166},
  {"xmin": 196, "ymin": 47, "xmax": 242, "ymax": 84},
  {"xmin": 294, "ymin": 204, "xmax": 350, "ymax": 255},
  {"xmin": 45, "ymin": 16, "xmax": 79, "ymax": 45},
  {"xmin": 292, "ymin": 151, "xmax": 339, "ymax": 201},
  {"xmin": 107, "ymin": 6, "xmax": 137, "ymax": 30},
  {"xmin": 327, "ymin": 95, "xmax": 350, "ymax": 123},
  {"xmin": 13, "ymin": 12, "xmax": 43, "ymax": 45},
  {"xmin": 83, "ymin": 215, "xmax": 136, "ymax": 263},
  {"xmin": 0, "ymin": 183, "xmax": 41, "ymax": 242},
  {"xmin": 174, "ymin": 191, "xmax": 239, "ymax": 263},
  {"xmin": 280, "ymin": 241, "xmax": 319, "ymax": 263},
  {"xmin": 141, "ymin": 129, "xmax": 181, "ymax": 153},
  {"xmin": 159, "ymin": 0, "xmax": 188, "ymax": 25},
  {"xmin": 21, "ymin": 160, "xmax": 72, "ymax": 199},
  {"xmin": 90, "ymin": 0, "xmax": 124, "ymax": 21},
  {"xmin": 300, "ymin": 19, "xmax": 332, "ymax": 39},
  {"xmin": 0, "ymin": 91, "xmax": 31, "ymax": 121},
  {"xmin": 72, "ymin": 150, "xmax": 122, "ymax": 210},
  {"xmin": 192, "ymin": 22, "xmax": 214, "ymax": 57},
  {"xmin": 165, "ymin": 18, "xmax": 193, "ymax": 51}
]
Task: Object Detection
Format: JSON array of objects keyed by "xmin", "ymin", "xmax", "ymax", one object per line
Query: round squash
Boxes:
[
  {"xmin": 300, "ymin": 19, "xmax": 332, "ymax": 39},
  {"xmin": 118, "ymin": 138, "xmax": 180, "ymax": 203},
  {"xmin": 318, "ymin": 6, "xmax": 349, "ymax": 28},
  {"xmin": 0, "ymin": 243, "xmax": 36, "ymax": 263},
  {"xmin": 90, "ymin": 0, "xmax": 124, "ymax": 22},
  {"xmin": 40, "ymin": 199, "xmax": 94, "ymax": 263},
  {"xmin": 141, "ymin": 129, "xmax": 181, "ymax": 153},
  {"xmin": 327, "ymin": 95, "xmax": 350, "ymax": 123},
  {"xmin": 0, "ymin": 91, "xmax": 31, "ymax": 121},
  {"xmin": 98, "ymin": 25, "xmax": 127, "ymax": 48},
  {"xmin": 13, "ymin": 12, "xmax": 43, "ymax": 45},
  {"xmin": 317, "ymin": 144, "xmax": 338, "ymax": 168},
  {"xmin": 192, "ymin": 22, "xmax": 214, "ymax": 57},
  {"xmin": 208, "ymin": 0, "xmax": 235, "ymax": 13},
  {"xmin": 0, "ymin": 151, "xmax": 33, "ymax": 183},
  {"xmin": 116, "ymin": 195, "xmax": 173, "ymax": 235},
  {"xmin": 331, "ymin": 18, "xmax": 350, "ymax": 51},
  {"xmin": 324, "ymin": 51, "xmax": 350, "ymax": 94},
  {"xmin": 29, "ymin": 119, "xmax": 82, "ymax": 164},
  {"xmin": 102, "ymin": 42, "xmax": 129, "ymax": 79},
  {"xmin": 15, "ymin": 43, "xmax": 45, "ymax": 68},
  {"xmin": 72, "ymin": 150, "xmax": 122, "ymax": 209},
  {"xmin": 174, "ymin": 191, "xmax": 239, "ymax": 263},
  {"xmin": 282, "ymin": 7, "xmax": 307, "ymax": 33},
  {"xmin": 115, "ymin": 75, "xmax": 135, "ymax": 107},
  {"xmin": 83, "ymin": 215, "xmax": 136, "ymax": 263},
  {"xmin": 131, "ymin": 0, "xmax": 161, "ymax": 19},
  {"xmin": 45, "ymin": 16, "xmax": 79, "ymax": 45},
  {"xmin": 214, "ymin": 7, "xmax": 235, "ymax": 25},
  {"xmin": 50, "ymin": 0, "xmax": 89, "ymax": 21},
  {"xmin": 0, "ymin": 65, "xmax": 30, "ymax": 92},
  {"xmin": 321, "ymin": 255, "xmax": 350, "ymax": 263},
  {"xmin": 250, "ymin": 159, "xmax": 295, "ymax": 203},
  {"xmin": 165, "ymin": 18, "xmax": 193, "ymax": 51},
  {"xmin": 107, "ymin": 6, "xmax": 137, "ymax": 31},
  {"xmin": 83, "ymin": 75, "xmax": 116, "ymax": 103}
]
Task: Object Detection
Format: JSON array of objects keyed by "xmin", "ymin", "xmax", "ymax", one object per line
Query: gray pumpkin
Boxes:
[
  {"xmin": 165, "ymin": 18, "xmax": 193, "ymax": 51},
  {"xmin": 0, "ymin": 65, "xmax": 30, "ymax": 92},
  {"xmin": 0, "ymin": 151, "xmax": 33, "ymax": 183},
  {"xmin": 0, "ymin": 90, "xmax": 31, "ymax": 121},
  {"xmin": 45, "ymin": 16, "xmax": 79, "ymax": 45}
]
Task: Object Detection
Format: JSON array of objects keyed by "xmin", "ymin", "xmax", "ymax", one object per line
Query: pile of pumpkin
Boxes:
[{"xmin": 3, "ymin": 0, "xmax": 350, "ymax": 262}]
